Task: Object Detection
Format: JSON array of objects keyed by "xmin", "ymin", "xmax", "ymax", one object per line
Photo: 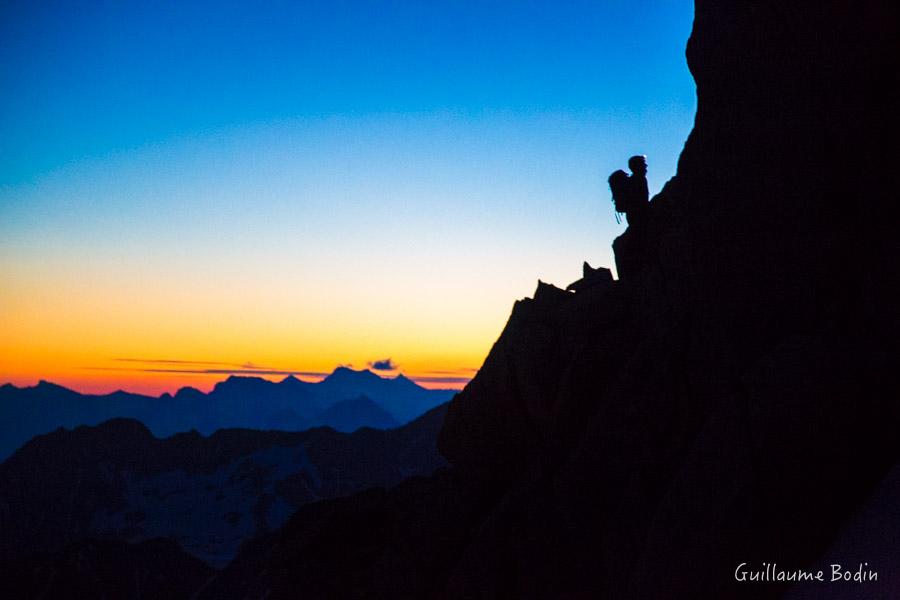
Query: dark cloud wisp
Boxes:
[{"xmin": 368, "ymin": 358, "xmax": 398, "ymax": 371}]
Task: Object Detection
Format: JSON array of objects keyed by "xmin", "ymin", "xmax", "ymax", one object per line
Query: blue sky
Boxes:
[
  {"xmin": 1, "ymin": 0, "xmax": 693, "ymax": 184},
  {"xmin": 0, "ymin": 0, "xmax": 696, "ymax": 393}
]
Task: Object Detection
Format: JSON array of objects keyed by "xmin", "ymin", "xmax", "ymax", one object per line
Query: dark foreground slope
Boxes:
[
  {"xmin": 208, "ymin": 1, "xmax": 900, "ymax": 598},
  {"xmin": 0, "ymin": 403, "xmax": 447, "ymax": 568},
  {"xmin": 0, "ymin": 539, "xmax": 214, "ymax": 600}
]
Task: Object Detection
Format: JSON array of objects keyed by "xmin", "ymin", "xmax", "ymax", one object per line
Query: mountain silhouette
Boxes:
[
  {"xmin": 316, "ymin": 395, "xmax": 398, "ymax": 432},
  {"xmin": 316, "ymin": 368, "xmax": 440, "ymax": 423},
  {"xmin": 0, "ymin": 403, "xmax": 448, "ymax": 568},
  {"xmin": 0, "ymin": 367, "xmax": 454, "ymax": 460}
]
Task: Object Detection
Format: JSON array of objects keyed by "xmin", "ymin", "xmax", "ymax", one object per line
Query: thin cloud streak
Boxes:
[
  {"xmin": 417, "ymin": 368, "xmax": 478, "ymax": 375},
  {"xmin": 113, "ymin": 358, "xmax": 248, "ymax": 367},
  {"xmin": 87, "ymin": 366, "xmax": 328, "ymax": 377},
  {"xmin": 110, "ymin": 357, "xmax": 286, "ymax": 373},
  {"xmin": 88, "ymin": 360, "xmax": 475, "ymax": 386},
  {"xmin": 407, "ymin": 375, "xmax": 473, "ymax": 385}
]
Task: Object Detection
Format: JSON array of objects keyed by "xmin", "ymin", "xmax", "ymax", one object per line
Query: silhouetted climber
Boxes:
[
  {"xmin": 627, "ymin": 154, "xmax": 649, "ymax": 207},
  {"xmin": 608, "ymin": 155, "xmax": 650, "ymax": 226}
]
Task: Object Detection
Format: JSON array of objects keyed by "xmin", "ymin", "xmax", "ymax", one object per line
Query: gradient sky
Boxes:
[{"xmin": 0, "ymin": 0, "xmax": 695, "ymax": 395}]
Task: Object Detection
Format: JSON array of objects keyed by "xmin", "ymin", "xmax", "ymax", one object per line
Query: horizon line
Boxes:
[{"xmin": 1, "ymin": 369, "xmax": 473, "ymax": 397}]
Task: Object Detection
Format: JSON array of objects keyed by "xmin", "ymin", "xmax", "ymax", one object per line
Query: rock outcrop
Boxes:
[
  {"xmin": 437, "ymin": 1, "xmax": 900, "ymax": 597},
  {"xmin": 435, "ymin": 1, "xmax": 900, "ymax": 597},
  {"xmin": 207, "ymin": 1, "xmax": 900, "ymax": 598}
]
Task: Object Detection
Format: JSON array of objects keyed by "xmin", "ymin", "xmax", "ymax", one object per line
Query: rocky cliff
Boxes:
[
  {"xmin": 436, "ymin": 1, "xmax": 900, "ymax": 597},
  {"xmin": 91, "ymin": 1, "xmax": 900, "ymax": 598}
]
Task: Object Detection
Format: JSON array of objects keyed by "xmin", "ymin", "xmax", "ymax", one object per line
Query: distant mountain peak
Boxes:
[
  {"xmin": 325, "ymin": 366, "xmax": 381, "ymax": 382},
  {"xmin": 36, "ymin": 380, "xmax": 72, "ymax": 392},
  {"xmin": 29, "ymin": 381, "xmax": 81, "ymax": 398},
  {"xmin": 222, "ymin": 375, "xmax": 269, "ymax": 384},
  {"xmin": 213, "ymin": 375, "xmax": 273, "ymax": 394},
  {"xmin": 174, "ymin": 386, "xmax": 205, "ymax": 400},
  {"xmin": 278, "ymin": 374, "xmax": 311, "ymax": 387},
  {"xmin": 392, "ymin": 373, "xmax": 425, "ymax": 390},
  {"xmin": 316, "ymin": 394, "xmax": 399, "ymax": 431}
]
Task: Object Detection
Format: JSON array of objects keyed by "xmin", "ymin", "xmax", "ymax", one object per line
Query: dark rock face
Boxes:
[
  {"xmin": 437, "ymin": 1, "xmax": 900, "ymax": 597},
  {"xmin": 439, "ymin": 279, "xmax": 632, "ymax": 484},
  {"xmin": 437, "ymin": 2, "xmax": 900, "ymax": 597},
  {"xmin": 197, "ymin": 470, "xmax": 490, "ymax": 600},
  {"xmin": 0, "ymin": 538, "xmax": 214, "ymax": 600},
  {"xmin": 215, "ymin": 2, "xmax": 900, "ymax": 599}
]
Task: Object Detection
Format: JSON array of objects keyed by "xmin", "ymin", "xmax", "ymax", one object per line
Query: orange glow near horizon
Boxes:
[
  {"xmin": 0, "ymin": 367, "xmax": 474, "ymax": 396},
  {"xmin": 0, "ymin": 343, "xmax": 480, "ymax": 396},
  {"xmin": 0, "ymin": 249, "xmax": 507, "ymax": 396}
]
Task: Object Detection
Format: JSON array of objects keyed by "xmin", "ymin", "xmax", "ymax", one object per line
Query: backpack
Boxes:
[{"xmin": 608, "ymin": 169, "xmax": 630, "ymax": 222}]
